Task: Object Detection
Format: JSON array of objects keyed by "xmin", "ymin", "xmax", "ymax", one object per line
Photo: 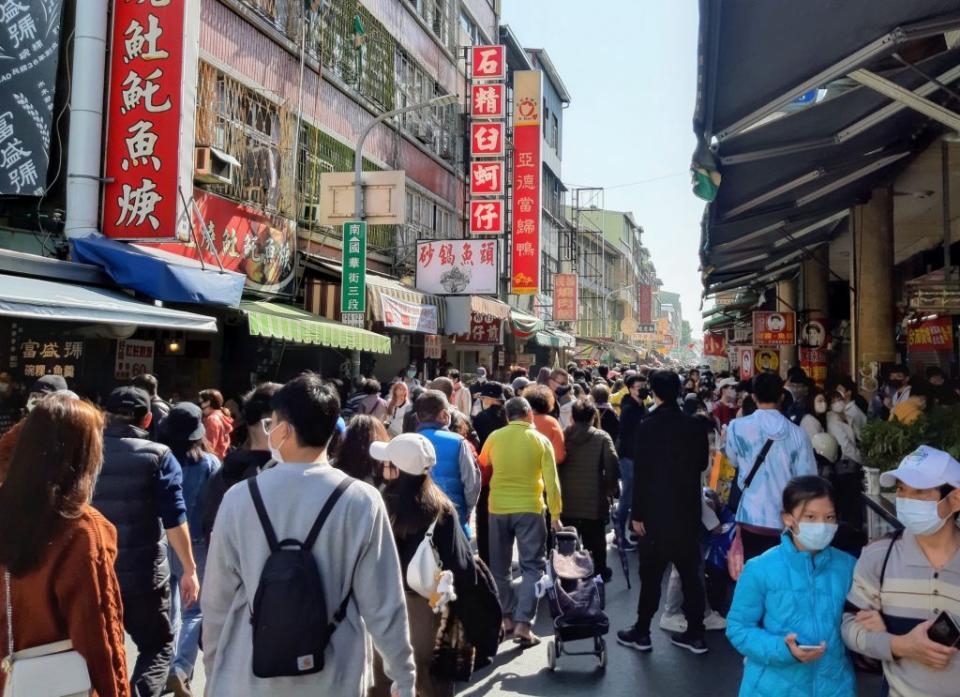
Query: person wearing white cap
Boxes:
[
  {"xmin": 712, "ymin": 377, "xmax": 739, "ymax": 430},
  {"xmin": 368, "ymin": 434, "xmax": 475, "ymax": 697},
  {"xmin": 842, "ymin": 446, "xmax": 960, "ymax": 697}
]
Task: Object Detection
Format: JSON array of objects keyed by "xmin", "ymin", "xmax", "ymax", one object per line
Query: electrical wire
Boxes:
[{"xmin": 565, "ymin": 171, "xmax": 688, "ymax": 191}]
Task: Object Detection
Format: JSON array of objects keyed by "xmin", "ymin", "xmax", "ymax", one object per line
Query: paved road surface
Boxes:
[{"xmin": 142, "ymin": 540, "xmax": 883, "ymax": 695}]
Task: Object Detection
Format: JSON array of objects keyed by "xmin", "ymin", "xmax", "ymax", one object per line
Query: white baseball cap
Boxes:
[
  {"xmin": 717, "ymin": 377, "xmax": 738, "ymax": 389},
  {"xmin": 879, "ymin": 445, "xmax": 960, "ymax": 490},
  {"xmin": 369, "ymin": 433, "xmax": 437, "ymax": 476}
]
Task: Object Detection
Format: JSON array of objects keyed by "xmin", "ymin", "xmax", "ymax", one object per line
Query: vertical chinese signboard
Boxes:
[
  {"xmin": 553, "ymin": 273, "xmax": 578, "ymax": 321},
  {"xmin": 511, "ymin": 70, "xmax": 542, "ymax": 295},
  {"xmin": 799, "ymin": 319, "xmax": 829, "ymax": 385},
  {"xmin": 341, "ymin": 221, "xmax": 367, "ymax": 327},
  {"xmin": 704, "ymin": 332, "xmax": 727, "ymax": 357},
  {"xmin": 0, "ymin": 0, "xmax": 65, "ymax": 195},
  {"xmin": 103, "ymin": 0, "xmax": 186, "ymax": 239},
  {"xmin": 638, "ymin": 284, "xmax": 653, "ymax": 325},
  {"xmin": 468, "ymin": 45, "xmax": 506, "ymax": 239}
]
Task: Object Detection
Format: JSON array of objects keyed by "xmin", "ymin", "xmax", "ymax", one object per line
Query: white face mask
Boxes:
[
  {"xmin": 896, "ymin": 497, "xmax": 948, "ymax": 536},
  {"xmin": 266, "ymin": 422, "xmax": 288, "ymax": 463},
  {"xmin": 792, "ymin": 521, "xmax": 838, "ymax": 551},
  {"xmin": 831, "ymin": 401, "xmax": 845, "ymax": 414}
]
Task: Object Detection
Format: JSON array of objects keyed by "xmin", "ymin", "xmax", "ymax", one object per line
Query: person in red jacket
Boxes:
[{"xmin": 199, "ymin": 389, "xmax": 233, "ymax": 460}]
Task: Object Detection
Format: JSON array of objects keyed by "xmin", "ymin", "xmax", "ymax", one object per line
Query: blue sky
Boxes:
[{"xmin": 502, "ymin": 0, "xmax": 705, "ymax": 334}]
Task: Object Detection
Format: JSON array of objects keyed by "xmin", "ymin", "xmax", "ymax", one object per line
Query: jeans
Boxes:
[
  {"xmin": 168, "ymin": 541, "xmax": 207, "ymax": 680},
  {"xmin": 616, "ymin": 458, "xmax": 634, "ymax": 541},
  {"xmin": 123, "ymin": 585, "xmax": 174, "ymax": 697},
  {"xmin": 489, "ymin": 512, "xmax": 547, "ymax": 624},
  {"xmin": 635, "ymin": 536, "xmax": 705, "ymax": 636}
]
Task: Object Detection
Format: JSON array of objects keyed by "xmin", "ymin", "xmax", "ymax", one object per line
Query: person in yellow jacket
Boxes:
[
  {"xmin": 478, "ymin": 396, "xmax": 562, "ymax": 648},
  {"xmin": 889, "ymin": 381, "xmax": 929, "ymax": 425}
]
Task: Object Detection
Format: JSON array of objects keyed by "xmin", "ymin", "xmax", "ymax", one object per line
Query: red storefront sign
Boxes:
[
  {"xmin": 469, "ymin": 199, "xmax": 504, "ymax": 235},
  {"xmin": 800, "ymin": 347, "xmax": 828, "ymax": 385},
  {"xmin": 103, "ymin": 0, "xmax": 185, "ymax": 239},
  {"xmin": 470, "ymin": 161, "xmax": 504, "ymax": 196},
  {"xmin": 908, "ymin": 317, "xmax": 954, "ymax": 352},
  {"xmin": 471, "ymin": 45, "xmax": 506, "ymax": 81},
  {"xmin": 470, "ymin": 122, "xmax": 505, "ymax": 158},
  {"xmin": 752, "ymin": 311, "xmax": 796, "ymax": 346},
  {"xmin": 739, "ymin": 347, "xmax": 755, "ymax": 380},
  {"xmin": 511, "ymin": 70, "xmax": 542, "ymax": 295},
  {"xmin": 456, "ymin": 313, "xmax": 503, "ymax": 344},
  {"xmin": 151, "ymin": 189, "xmax": 296, "ymax": 293},
  {"xmin": 470, "ymin": 83, "xmax": 505, "ymax": 119},
  {"xmin": 704, "ymin": 332, "xmax": 727, "ymax": 357},
  {"xmin": 638, "ymin": 283, "xmax": 653, "ymax": 324},
  {"xmin": 553, "ymin": 273, "xmax": 578, "ymax": 321}
]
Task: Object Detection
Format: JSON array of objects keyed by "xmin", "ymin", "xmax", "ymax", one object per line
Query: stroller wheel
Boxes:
[
  {"xmin": 598, "ymin": 638, "xmax": 608, "ymax": 669},
  {"xmin": 547, "ymin": 640, "xmax": 557, "ymax": 671}
]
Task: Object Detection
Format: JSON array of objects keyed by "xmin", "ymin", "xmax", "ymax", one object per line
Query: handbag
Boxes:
[
  {"xmin": 2, "ymin": 571, "xmax": 91, "ymax": 697},
  {"xmin": 430, "ymin": 606, "xmax": 475, "ymax": 682},
  {"xmin": 407, "ymin": 518, "xmax": 442, "ymax": 600}
]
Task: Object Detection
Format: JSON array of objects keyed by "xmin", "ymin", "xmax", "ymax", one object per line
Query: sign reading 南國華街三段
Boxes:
[{"xmin": 341, "ymin": 221, "xmax": 367, "ymax": 327}]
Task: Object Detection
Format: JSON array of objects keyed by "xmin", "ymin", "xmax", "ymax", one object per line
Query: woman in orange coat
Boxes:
[
  {"xmin": 523, "ymin": 384, "xmax": 566, "ymax": 464},
  {"xmin": 0, "ymin": 394, "xmax": 129, "ymax": 697}
]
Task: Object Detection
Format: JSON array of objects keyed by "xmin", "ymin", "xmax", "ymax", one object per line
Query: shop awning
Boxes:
[
  {"xmin": 307, "ymin": 259, "xmax": 445, "ymax": 330},
  {"xmin": 444, "ymin": 296, "xmax": 510, "ymax": 336},
  {"xmin": 694, "ymin": 0, "xmax": 960, "ymax": 139},
  {"xmin": 534, "ymin": 329, "xmax": 575, "ymax": 349},
  {"xmin": 242, "ymin": 301, "xmax": 390, "ymax": 353},
  {"xmin": 0, "ymin": 273, "xmax": 217, "ymax": 332},
  {"xmin": 71, "ymin": 236, "xmax": 245, "ymax": 308},
  {"xmin": 510, "ymin": 310, "xmax": 544, "ymax": 339}
]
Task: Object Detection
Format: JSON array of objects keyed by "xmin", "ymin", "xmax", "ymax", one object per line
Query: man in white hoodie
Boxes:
[{"xmin": 725, "ymin": 371, "xmax": 817, "ymax": 563}]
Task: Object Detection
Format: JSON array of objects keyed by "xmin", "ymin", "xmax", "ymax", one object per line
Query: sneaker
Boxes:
[
  {"xmin": 671, "ymin": 631, "xmax": 709, "ymax": 655},
  {"xmin": 658, "ymin": 613, "xmax": 687, "ymax": 633},
  {"xmin": 704, "ymin": 610, "xmax": 727, "ymax": 631},
  {"xmin": 616, "ymin": 626, "xmax": 653, "ymax": 652}
]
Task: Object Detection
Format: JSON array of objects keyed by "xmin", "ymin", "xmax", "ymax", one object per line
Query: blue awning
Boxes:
[{"xmin": 71, "ymin": 236, "xmax": 245, "ymax": 308}]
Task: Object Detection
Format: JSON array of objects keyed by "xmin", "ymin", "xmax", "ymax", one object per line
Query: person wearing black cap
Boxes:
[
  {"xmin": 160, "ymin": 402, "xmax": 221, "ymax": 696},
  {"xmin": 133, "ymin": 373, "xmax": 171, "ymax": 441},
  {"xmin": 472, "ymin": 381, "xmax": 508, "ymax": 565},
  {"xmin": 92, "ymin": 386, "xmax": 198, "ymax": 697}
]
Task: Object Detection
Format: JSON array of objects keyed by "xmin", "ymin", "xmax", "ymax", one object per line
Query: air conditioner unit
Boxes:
[
  {"xmin": 194, "ymin": 146, "xmax": 240, "ymax": 186},
  {"xmin": 302, "ymin": 202, "xmax": 321, "ymax": 225}
]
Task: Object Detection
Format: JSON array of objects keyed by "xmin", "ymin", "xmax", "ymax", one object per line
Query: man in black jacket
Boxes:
[
  {"xmin": 614, "ymin": 374, "xmax": 647, "ymax": 549},
  {"xmin": 468, "ymin": 381, "xmax": 507, "ymax": 565},
  {"xmin": 92, "ymin": 387, "xmax": 199, "ymax": 697},
  {"xmin": 617, "ymin": 370, "xmax": 710, "ymax": 656},
  {"xmin": 132, "ymin": 373, "xmax": 171, "ymax": 441}
]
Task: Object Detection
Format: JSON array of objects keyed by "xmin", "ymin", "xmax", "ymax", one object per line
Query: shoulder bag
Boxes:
[
  {"xmin": 408, "ymin": 518, "xmax": 443, "ymax": 600},
  {"xmin": 2, "ymin": 571, "xmax": 91, "ymax": 697},
  {"xmin": 726, "ymin": 438, "xmax": 774, "ymax": 581}
]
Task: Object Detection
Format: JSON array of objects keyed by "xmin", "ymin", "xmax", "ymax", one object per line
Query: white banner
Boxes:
[
  {"xmin": 380, "ymin": 294, "xmax": 438, "ymax": 334},
  {"xmin": 415, "ymin": 240, "xmax": 499, "ymax": 295},
  {"xmin": 115, "ymin": 340, "xmax": 156, "ymax": 381}
]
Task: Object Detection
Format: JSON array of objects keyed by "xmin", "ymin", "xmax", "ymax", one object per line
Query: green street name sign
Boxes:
[{"xmin": 341, "ymin": 220, "xmax": 367, "ymax": 327}]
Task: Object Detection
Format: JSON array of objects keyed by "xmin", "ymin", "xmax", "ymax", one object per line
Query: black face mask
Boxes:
[
  {"xmin": 638, "ymin": 388, "xmax": 650, "ymax": 400},
  {"xmin": 888, "ymin": 380, "xmax": 903, "ymax": 390}
]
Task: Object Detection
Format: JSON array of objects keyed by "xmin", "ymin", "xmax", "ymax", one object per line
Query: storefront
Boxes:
[{"xmin": 444, "ymin": 296, "xmax": 511, "ymax": 379}]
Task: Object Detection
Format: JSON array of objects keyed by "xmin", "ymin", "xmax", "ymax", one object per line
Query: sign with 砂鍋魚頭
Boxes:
[
  {"xmin": 341, "ymin": 221, "xmax": 367, "ymax": 327},
  {"xmin": 0, "ymin": 1, "xmax": 66, "ymax": 195},
  {"xmin": 416, "ymin": 240, "xmax": 498, "ymax": 295}
]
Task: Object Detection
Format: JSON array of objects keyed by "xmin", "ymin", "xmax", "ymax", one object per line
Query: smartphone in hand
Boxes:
[{"xmin": 927, "ymin": 611, "xmax": 960, "ymax": 648}]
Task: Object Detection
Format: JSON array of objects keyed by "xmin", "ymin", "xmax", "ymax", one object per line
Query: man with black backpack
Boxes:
[{"xmin": 202, "ymin": 374, "xmax": 416, "ymax": 696}]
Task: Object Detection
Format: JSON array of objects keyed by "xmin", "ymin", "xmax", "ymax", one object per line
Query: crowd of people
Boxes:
[{"xmin": 1, "ymin": 358, "xmax": 960, "ymax": 697}]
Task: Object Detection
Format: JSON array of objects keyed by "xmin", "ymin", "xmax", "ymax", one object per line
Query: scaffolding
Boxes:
[{"xmin": 570, "ymin": 187, "xmax": 605, "ymax": 339}]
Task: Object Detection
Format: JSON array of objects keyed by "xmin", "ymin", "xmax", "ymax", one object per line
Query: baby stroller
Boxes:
[{"xmin": 544, "ymin": 527, "xmax": 609, "ymax": 670}]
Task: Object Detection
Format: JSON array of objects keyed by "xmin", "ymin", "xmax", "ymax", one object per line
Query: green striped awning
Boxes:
[{"xmin": 241, "ymin": 301, "xmax": 391, "ymax": 354}]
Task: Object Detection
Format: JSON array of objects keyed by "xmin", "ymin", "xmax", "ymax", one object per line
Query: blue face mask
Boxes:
[
  {"xmin": 896, "ymin": 497, "xmax": 947, "ymax": 536},
  {"xmin": 792, "ymin": 522, "xmax": 838, "ymax": 551}
]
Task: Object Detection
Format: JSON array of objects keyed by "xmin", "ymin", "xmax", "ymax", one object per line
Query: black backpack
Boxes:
[{"xmin": 247, "ymin": 476, "xmax": 354, "ymax": 678}]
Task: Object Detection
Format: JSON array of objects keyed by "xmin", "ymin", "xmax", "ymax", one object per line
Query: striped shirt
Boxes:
[{"xmin": 841, "ymin": 532, "xmax": 960, "ymax": 697}]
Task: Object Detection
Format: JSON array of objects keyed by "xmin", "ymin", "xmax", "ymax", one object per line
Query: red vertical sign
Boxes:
[
  {"xmin": 638, "ymin": 284, "xmax": 653, "ymax": 324},
  {"xmin": 511, "ymin": 71, "xmax": 542, "ymax": 295},
  {"xmin": 102, "ymin": 0, "xmax": 185, "ymax": 240},
  {"xmin": 553, "ymin": 273, "xmax": 578, "ymax": 321}
]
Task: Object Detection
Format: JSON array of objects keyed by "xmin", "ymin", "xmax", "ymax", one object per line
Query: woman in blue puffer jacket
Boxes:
[{"xmin": 727, "ymin": 475, "xmax": 857, "ymax": 697}]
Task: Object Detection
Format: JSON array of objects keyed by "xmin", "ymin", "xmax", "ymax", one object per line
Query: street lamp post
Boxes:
[
  {"xmin": 353, "ymin": 94, "xmax": 459, "ymax": 220},
  {"xmin": 348, "ymin": 94, "xmax": 458, "ymax": 378}
]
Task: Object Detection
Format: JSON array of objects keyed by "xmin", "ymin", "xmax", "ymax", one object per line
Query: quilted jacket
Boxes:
[{"xmin": 726, "ymin": 533, "xmax": 857, "ymax": 697}]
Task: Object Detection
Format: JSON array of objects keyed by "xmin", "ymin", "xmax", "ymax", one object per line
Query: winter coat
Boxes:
[
  {"xmin": 617, "ymin": 395, "xmax": 646, "ymax": 459},
  {"xmin": 629, "ymin": 403, "xmax": 709, "ymax": 544},
  {"xmin": 201, "ymin": 449, "xmax": 272, "ymax": 544},
  {"xmin": 203, "ymin": 410, "xmax": 233, "ymax": 461},
  {"xmin": 597, "ymin": 403, "xmax": 619, "ymax": 443},
  {"xmin": 726, "ymin": 534, "xmax": 857, "ymax": 697},
  {"xmin": 474, "ymin": 404, "xmax": 507, "ymax": 447},
  {"xmin": 559, "ymin": 425, "xmax": 619, "ymax": 520}
]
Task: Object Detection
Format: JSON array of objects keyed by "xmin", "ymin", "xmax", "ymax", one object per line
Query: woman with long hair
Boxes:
[
  {"xmin": 385, "ymin": 380, "xmax": 411, "ymax": 437},
  {"xmin": 800, "ymin": 387, "xmax": 827, "ymax": 440},
  {"xmin": 368, "ymin": 434, "xmax": 475, "ymax": 697},
  {"xmin": 332, "ymin": 414, "xmax": 389, "ymax": 484},
  {"xmin": 160, "ymin": 402, "xmax": 220, "ymax": 694},
  {"xmin": 0, "ymin": 394, "xmax": 129, "ymax": 697}
]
